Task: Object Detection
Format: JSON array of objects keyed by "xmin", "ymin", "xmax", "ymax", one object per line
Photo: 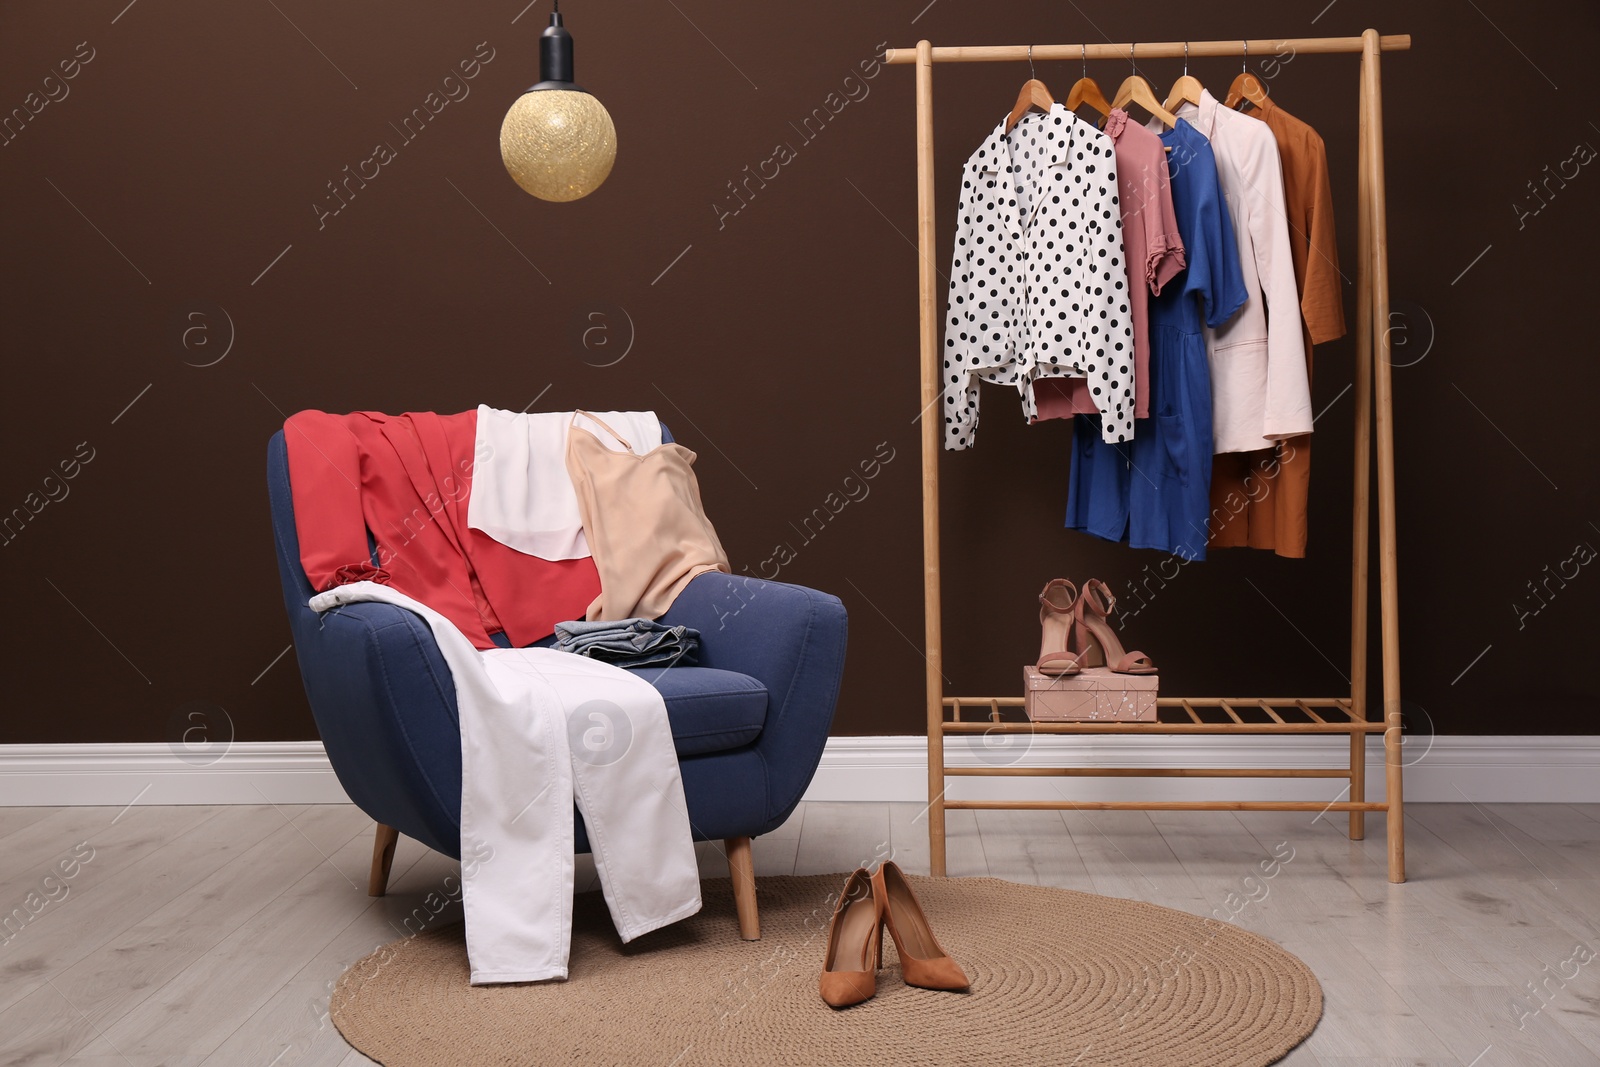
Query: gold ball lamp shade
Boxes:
[
  {"xmin": 499, "ymin": 5, "xmax": 615, "ymax": 202},
  {"xmin": 500, "ymin": 90, "xmax": 615, "ymax": 202}
]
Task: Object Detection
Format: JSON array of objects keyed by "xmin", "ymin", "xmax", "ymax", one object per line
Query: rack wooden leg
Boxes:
[
  {"xmin": 1385, "ymin": 720, "xmax": 1405, "ymax": 880},
  {"xmin": 914, "ymin": 38, "xmax": 949, "ymax": 879},
  {"xmin": 1348, "ymin": 731, "xmax": 1366, "ymax": 840},
  {"xmin": 1349, "ymin": 33, "xmax": 1375, "ymax": 846},
  {"xmin": 369, "ymin": 823, "xmax": 399, "ymax": 897},
  {"xmin": 1363, "ymin": 29, "xmax": 1405, "ymax": 883},
  {"xmin": 726, "ymin": 836, "xmax": 760, "ymax": 940}
]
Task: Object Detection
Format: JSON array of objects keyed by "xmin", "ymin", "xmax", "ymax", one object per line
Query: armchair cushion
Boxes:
[{"xmin": 625, "ymin": 666, "xmax": 766, "ymax": 756}]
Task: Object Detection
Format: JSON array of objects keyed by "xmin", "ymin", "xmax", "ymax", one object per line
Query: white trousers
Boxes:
[{"xmin": 310, "ymin": 582, "xmax": 701, "ymax": 984}]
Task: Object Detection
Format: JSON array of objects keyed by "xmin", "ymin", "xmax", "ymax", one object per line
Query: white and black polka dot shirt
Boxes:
[{"xmin": 943, "ymin": 104, "xmax": 1134, "ymax": 450}]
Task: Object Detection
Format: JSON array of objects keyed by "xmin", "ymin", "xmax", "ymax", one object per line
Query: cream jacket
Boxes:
[{"xmin": 1164, "ymin": 90, "xmax": 1312, "ymax": 453}]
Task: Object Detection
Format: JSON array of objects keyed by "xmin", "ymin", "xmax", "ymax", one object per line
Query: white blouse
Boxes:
[
  {"xmin": 467, "ymin": 407, "xmax": 662, "ymax": 560},
  {"xmin": 944, "ymin": 104, "xmax": 1135, "ymax": 449}
]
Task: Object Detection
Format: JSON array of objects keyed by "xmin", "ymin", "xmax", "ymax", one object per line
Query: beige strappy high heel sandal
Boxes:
[
  {"xmin": 1037, "ymin": 579, "xmax": 1089, "ymax": 676},
  {"xmin": 1072, "ymin": 579, "xmax": 1158, "ymax": 675}
]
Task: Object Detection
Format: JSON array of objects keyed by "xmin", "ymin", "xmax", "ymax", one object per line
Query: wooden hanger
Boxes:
[
  {"xmin": 1162, "ymin": 42, "xmax": 1205, "ymax": 112},
  {"xmin": 1224, "ymin": 42, "xmax": 1271, "ymax": 110},
  {"xmin": 1110, "ymin": 45, "xmax": 1177, "ymax": 128},
  {"xmin": 1005, "ymin": 45, "xmax": 1055, "ymax": 132},
  {"xmin": 1007, "ymin": 78, "xmax": 1055, "ymax": 131},
  {"xmin": 1064, "ymin": 44, "xmax": 1112, "ymax": 118}
]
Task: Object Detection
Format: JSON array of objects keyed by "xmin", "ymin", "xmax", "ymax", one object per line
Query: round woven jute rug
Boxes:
[{"xmin": 331, "ymin": 874, "xmax": 1321, "ymax": 1066}]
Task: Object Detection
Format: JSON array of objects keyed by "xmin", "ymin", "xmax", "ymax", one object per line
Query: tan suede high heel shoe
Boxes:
[
  {"xmin": 819, "ymin": 868, "xmax": 883, "ymax": 1008},
  {"xmin": 872, "ymin": 861, "xmax": 969, "ymax": 992},
  {"xmin": 1072, "ymin": 579, "xmax": 1157, "ymax": 674}
]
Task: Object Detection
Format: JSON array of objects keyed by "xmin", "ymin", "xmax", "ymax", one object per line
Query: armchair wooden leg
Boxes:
[
  {"xmin": 369, "ymin": 823, "xmax": 399, "ymax": 897},
  {"xmin": 726, "ymin": 836, "xmax": 760, "ymax": 940}
]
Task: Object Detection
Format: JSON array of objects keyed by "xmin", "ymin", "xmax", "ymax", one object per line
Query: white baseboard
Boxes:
[
  {"xmin": 1, "ymin": 736, "xmax": 1597, "ymax": 807},
  {"xmin": 0, "ymin": 742, "xmax": 350, "ymax": 807}
]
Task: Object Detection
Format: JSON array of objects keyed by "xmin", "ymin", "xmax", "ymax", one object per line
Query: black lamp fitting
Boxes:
[{"xmin": 529, "ymin": 9, "xmax": 584, "ymax": 92}]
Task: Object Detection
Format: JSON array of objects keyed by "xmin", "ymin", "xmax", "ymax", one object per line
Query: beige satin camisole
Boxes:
[{"xmin": 564, "ymin": 411, "xmax": 730, "ymax": 622}]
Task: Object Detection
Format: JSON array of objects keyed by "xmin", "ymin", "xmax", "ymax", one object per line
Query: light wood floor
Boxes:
[{"xmin": 1, "ymin": 802, "xmax": 1598, "ymax": 1065}]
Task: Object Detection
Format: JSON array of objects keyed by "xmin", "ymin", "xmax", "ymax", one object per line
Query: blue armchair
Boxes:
[{"xmin": 266, "ymin": 428, "xmax": 847, "ymax": 939}]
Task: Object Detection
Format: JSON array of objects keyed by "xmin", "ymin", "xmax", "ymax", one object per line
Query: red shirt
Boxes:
[{"xmin": 284, "ymin": 409, "xmax": 601, "ymax": 648}]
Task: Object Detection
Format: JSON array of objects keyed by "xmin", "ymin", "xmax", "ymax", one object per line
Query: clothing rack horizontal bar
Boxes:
[
  {"xmin": 945, "ymin": 800, "xmax": 1389, "ymax": 812},
  {"xmin": 942, "ymin": 721, "xmax": 1385, "ymax": 734},
  {"xmin": 942, "ymin": 696, "xmax": 1357, "ymax": 708},
  {"xmin": 884, "ymin": 34, "xmax": 1410, "ymax": 65},
  {"xmin": 943, "ymin": 766, "xmax": 1351, "ymax": 778}
]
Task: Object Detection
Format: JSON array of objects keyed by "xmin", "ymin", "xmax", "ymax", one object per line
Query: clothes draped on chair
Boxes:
[{"xmin": 285, "ymin": 407, "xmax": 715, "ymax": 983}]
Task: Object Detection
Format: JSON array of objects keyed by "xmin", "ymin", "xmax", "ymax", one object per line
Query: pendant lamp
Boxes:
[{"xmin": 499, "ymin": 3, "xmax": 616, "ymax": 202}]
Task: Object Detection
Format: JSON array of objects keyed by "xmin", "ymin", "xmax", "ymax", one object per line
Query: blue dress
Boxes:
[{"xmin": 1065, "ymin": 119, "xmax": 1247, "ymax": 559}]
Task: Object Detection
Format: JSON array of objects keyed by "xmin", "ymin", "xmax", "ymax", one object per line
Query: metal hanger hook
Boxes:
[
  {"xmin": 1129, "ymin": 42, "xmax": 1135, "ymax": 73},
  {"xmin": 1242, "ymin": 39, "xmax": 1248, "ymax": 73},
  {"xmin": 1081, "ymin": 43, "xmax": 1088, "ymax": 80},
  {"xmin": 1183, "ymin": 41, "xmax": 1189, "ymax": 76},
  {"xmin": 1028, "ymin": 43, "xmax": 1035, "ymax": 80}
]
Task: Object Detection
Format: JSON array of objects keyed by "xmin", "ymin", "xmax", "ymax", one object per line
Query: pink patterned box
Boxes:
[{"xmin": 1023, "ymin": 665, "xmax": 1159, "ymax": 722}]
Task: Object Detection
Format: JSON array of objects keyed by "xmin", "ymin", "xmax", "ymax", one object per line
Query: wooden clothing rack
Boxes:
[{"xmin": 883, "ymin": 30, "xmax": 1412, "ymax": 883}]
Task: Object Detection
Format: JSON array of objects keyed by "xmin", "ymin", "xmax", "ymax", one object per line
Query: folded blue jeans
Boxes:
[{"xmin": 552, "ymin": 617, "xmax": 700, "ymax": 668}]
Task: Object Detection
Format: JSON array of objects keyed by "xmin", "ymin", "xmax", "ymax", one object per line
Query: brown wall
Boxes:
[{"xmin": 2, "ymin": 0, "xmax": 1596, "ymax": 746}]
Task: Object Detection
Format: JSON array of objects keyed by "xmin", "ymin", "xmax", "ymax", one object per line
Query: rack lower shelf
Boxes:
[
  {"xmin": 943, "ymin": 695, "xmax": 1379, "ymax": 734},
  {"xmin": 944, "ymin": 800, "xmax": 1386, "ymax": 810},
  {"xmin": 934, "ymin": 695, "xmax": 1387, "ymax": 814}
]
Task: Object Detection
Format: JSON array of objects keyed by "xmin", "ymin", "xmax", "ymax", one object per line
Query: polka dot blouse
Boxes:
[{"xmin": 943, "ymin": 104, "xmax": 1134, "ymax": 450}]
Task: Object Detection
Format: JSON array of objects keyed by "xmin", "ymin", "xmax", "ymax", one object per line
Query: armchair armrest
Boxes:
[
  {"xmin": 292, "ymin": 599, "xmax": 465, "ymax": 856},
  {"xmin": 659, "ymin": 573, "xmax": 848, "ymax": 830}
]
